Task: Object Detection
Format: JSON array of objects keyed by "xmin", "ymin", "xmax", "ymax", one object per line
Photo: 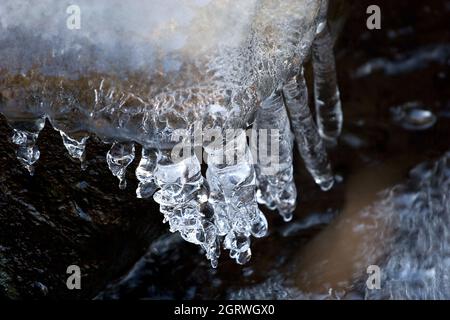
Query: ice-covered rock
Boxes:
[{"xmin": 0, "ymin": 0, "xmax": 343, "ymax": 265}]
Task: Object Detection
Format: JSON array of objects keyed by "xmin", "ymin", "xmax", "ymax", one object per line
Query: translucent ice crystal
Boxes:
[
  {"xmin": 312, "ymin": 0, "xmax": 343, "ymax": 141},
  {"xmin": 59, "ymin": 131, "xmax": 89, "ymax": 169},
  {"xmin": 106, "ymin": 142, "xmax": 136, "ymax": 190},
  {"xmin": 152, "ymin": 150, "xmax": 220, "ymax": 267},
  {"xmin": 254, "ymin": 92, "xmax": 297, "ymax": 222},
  {"xmin": 135, "ymin": 148, "xmax": 158, "ymax": 199},
  {"xmin": 283, "ymin": 70, "xmax": 335, "ymax": 191},
  {"xmin": 206, "ymin": 133, "xmax": 268, "ymax": 264},
  {"xmin": 9, "ymin": 117, "xmax": 46, "ymax": 175}
]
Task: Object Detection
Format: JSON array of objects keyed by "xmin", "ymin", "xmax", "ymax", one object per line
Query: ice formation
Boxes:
[
  {"xmin": 9, "ymin": 117, "xmax": 46, "ymax": 175},
  {"xmin": 106, "ymin": 142, "xmax": 136, "ymax": 190},
  {"xmin": 254, "ymin": 92, "xmax": 297, "ymax": 222},
  {"xmin": 206, "ymin": 134, "xmax": 268, "ymax": 264},
  {"xmin": 312, "ymin": 0, "xmax": 343, "ymax": 141},
  {"xmin": 0, "ymin": 0, "xmax": 343, "ymax": 266},
  {"xmin": 135, "ymin": 148, "xmax": 158, "ymax": 199},
  {"xmin": 283, "ymin": 71, "xmax": 334, "ymax": 191}
]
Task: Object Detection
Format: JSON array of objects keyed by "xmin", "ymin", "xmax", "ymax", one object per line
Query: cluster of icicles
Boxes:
[{"xmin": 6, "ymin": 19, "xmax": 342, "ymax": 269}]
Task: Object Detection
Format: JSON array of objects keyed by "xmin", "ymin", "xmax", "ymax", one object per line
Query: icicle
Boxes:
[
  {"xmin": 10, "ymin": 117, "xmax": 46, "ymax": 175},
  {"xmin": 283, "ymin": 70, "xmax": 334, "ymax": 191},
  {"xmin": 106, "ymin": 142, "xmax": 136, "ymax": 190},
  {"xmin": 59, "ymin": 131, "xmax": 89, "ymax": 170},
  {"xmin": 312, "ymin": 0, "xmax": 343, "ymax": 141},
  {"xmin": 135, "ymin": 148, "xmax": 158, "ymax": 198},
  {"xmin": 152, "ymin": 150, "xmax": 219, "ymax": 268},
  {"xmin": 254, "ymin": 92, "xmax": 297, "ymax": 222},
  {"xmin": 205, "ymin": 132, "xmax": 268, "ymax": 265}
]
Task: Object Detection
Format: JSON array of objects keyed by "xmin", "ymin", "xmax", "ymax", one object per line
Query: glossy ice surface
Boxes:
[
  {"xmin": 0, "ymin": 0, "xmax": 322, "ymax": 146},
  {"xmin": 0, "ymin": 0, "xmax": 342, "ymax": 267}
]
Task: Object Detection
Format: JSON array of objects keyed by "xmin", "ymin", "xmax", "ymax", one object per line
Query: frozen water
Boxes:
[
  {"xmin": 0, "ymin": 0, "xmax": 344, "ymax": 265},
  {"xmin": 0, "ymin": 0, "xmax": 323, "ymax": 147},
  {"xmin": 106, "ymin": 142, "xmax": 136, "ymax": 189},
  {"xmin": 11, "ymin": 129, "xmax": 41, "ymax": 175},
  {"xmin": 312, "ymin": 0, "xmax": 343, "ymax": 141},
  {"xmin": 9, "ymin": 117, "xmax": 46, "ymax": 175},
  {"xmin": 283, "ymin": 70, "xmax": 334, "ymax": 191},
  {"xmin": 152, "ymin": 150, "xmax": 220, "ymax": 267},
  {"xmin": 254, "ymin": 92, "xmax": 297, "ymax": 221},
  {"xmin": 135, "ymin": 148, "xmax": 158, "ymax": 198},
  {"xmin": 206, "ymin": 134, "xmax": 268, "ymax": 264},
  {"xmin": 59, "ymin": 131, "xmax": 89, "ymax": 169}
]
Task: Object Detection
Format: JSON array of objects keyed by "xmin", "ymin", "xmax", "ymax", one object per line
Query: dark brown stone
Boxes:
[{"xmin": 0, "ymin": 115, "xmax": 164, "ymax": 299}]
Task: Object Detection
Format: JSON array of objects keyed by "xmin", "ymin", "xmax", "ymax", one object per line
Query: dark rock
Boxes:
[{"xmin": 0, "ymin": 115, "xmax": 164, "ymax": 299}]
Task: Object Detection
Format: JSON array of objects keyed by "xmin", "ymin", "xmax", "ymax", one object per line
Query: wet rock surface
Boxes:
[{"xmin": 0, "ymin": 116, "xmax": 164, "ymax": 299}]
